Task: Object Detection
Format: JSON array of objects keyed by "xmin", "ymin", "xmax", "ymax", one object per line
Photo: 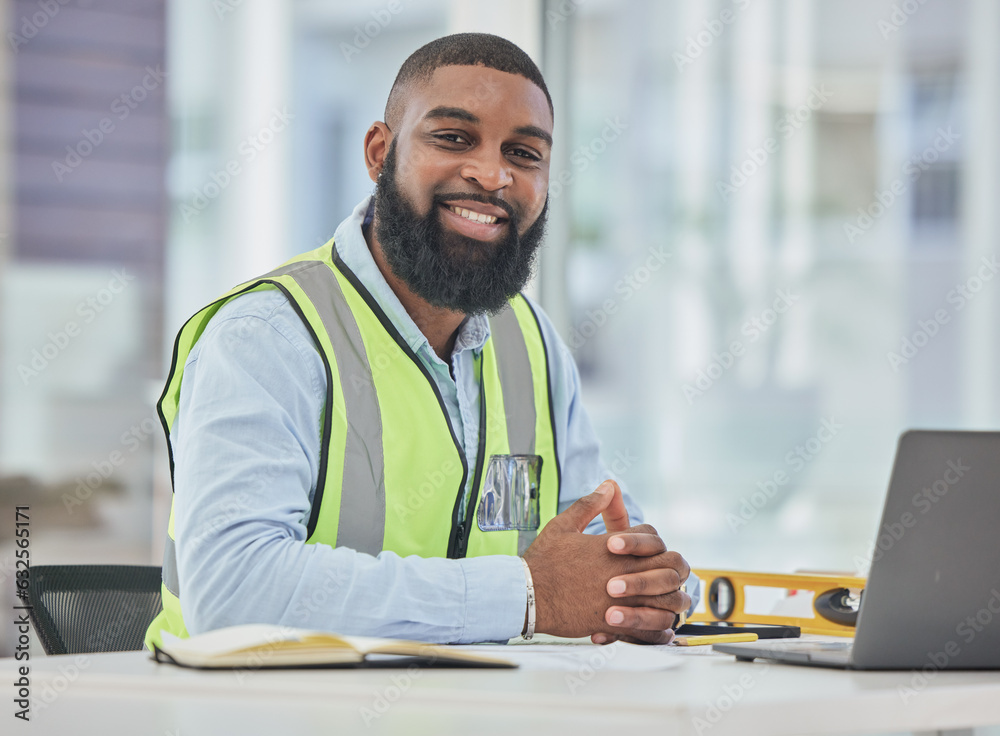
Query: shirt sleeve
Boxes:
[
  {"xmin": 171, "ymin": 290, "xmax": 526, "ymax": 644},
  {"xmin": 527, "ymin": 298, "xmax": 702, "ymax": 614}
]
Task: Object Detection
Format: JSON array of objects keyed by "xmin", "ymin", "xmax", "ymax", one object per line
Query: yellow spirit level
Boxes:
[{"xmin": 690, "ymin": 569, "xmax": 867, "ymax": 636}]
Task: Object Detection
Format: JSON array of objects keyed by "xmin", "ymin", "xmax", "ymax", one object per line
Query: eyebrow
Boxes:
[
  {"xmin": 513, "ymin": 125, "xmax": 552, "ymax": 148},
  {"xmin": 424, "ymin": 106, "xmax": 480, "ymax": 124},
  {"xmin": 423, "ymin": 106, "xmax": 553, "ymax": 148}
]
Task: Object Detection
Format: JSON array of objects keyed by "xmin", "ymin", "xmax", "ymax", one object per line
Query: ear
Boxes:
[{"xmin": 364, "ymin": 122, "xmax": 392, "ymax": 183}]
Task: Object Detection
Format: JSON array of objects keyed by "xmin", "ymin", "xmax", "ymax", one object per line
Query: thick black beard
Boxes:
[{"xmin": 373, "ymin": 142, "xmax": 548, "ymax": 315}]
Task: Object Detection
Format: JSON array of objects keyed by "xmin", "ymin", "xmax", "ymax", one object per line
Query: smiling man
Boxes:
[{"xmin": 146, "ymin": 33, "xmax": 695, "ymax": 650}]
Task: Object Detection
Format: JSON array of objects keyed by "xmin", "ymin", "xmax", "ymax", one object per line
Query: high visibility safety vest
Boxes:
[{"xmin": 145, "ymin": 239, "xmax": 561, "ymax": 649}]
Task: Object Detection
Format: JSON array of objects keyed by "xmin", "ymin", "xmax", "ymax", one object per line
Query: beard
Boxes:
[{"xmin": 372, "ymin": 141, "xmax": 548, "ymax": 315}]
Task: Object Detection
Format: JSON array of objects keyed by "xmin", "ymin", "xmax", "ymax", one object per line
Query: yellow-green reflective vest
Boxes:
[{"xmin": 145, "ymin": 239, "xmax": 560, "ymax": 649}]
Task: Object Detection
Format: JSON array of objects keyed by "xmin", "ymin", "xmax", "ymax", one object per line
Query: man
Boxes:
[{"xmin": 146, "ymin": 33, "xmax": 695, "ymax": 650}]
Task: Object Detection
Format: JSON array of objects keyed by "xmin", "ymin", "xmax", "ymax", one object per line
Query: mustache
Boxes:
[{"xmin": 432, "ymin": 192, "xmax": 517, "ymax": 222}]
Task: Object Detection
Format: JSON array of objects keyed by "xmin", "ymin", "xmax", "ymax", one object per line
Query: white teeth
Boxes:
[{"xmin": 448, "ymin": 205, "xmax": 497, "ymax": 225}]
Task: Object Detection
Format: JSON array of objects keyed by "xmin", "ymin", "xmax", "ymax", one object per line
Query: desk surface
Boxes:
[{"xmin": 4, "ymin": 645, "xmax": 1000, "ymax": 736}]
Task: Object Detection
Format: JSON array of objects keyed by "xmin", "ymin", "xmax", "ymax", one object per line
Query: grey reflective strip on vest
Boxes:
[
  {"xmin": 489, "ymin": 304, "xmax": 539, "ymax": 555},
  {"xmin": 489, "ymin": 305, "xmax": 536, "ymax": 454},
  {"xmin": 281, "ymin": 261, "xmax": 387, "ymax": 556},
  {"xmin": 163, "ymin": 535, "xmax": 180, "ymax": 597}
]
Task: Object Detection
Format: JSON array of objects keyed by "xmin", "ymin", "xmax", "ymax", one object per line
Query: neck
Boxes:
[{"xmin": 364, "ymin": 219, "xmax": 466, "ymax": 363}]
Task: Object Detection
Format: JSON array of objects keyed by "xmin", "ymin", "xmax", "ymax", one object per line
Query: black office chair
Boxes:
[{"xmin": 26, "ymin": 565, "xmax": 163, "ymax": 655}]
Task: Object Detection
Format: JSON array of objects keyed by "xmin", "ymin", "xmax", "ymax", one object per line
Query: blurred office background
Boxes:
[{"xmin": 0, "ymin": 0, "xmax": 997, "ymax": 652}]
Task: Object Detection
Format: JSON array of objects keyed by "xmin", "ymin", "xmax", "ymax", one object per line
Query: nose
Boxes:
[{"xmin": 459, "ymin": 147, "xmax": 514, "ymax": 192}]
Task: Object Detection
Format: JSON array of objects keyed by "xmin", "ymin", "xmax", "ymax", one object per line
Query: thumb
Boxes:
[
  {"xmin": 600, "ymin": 479, "xmax": 630, "ymax": 533},
  {"xmin": 552, "ymin": 481, "xmax": 615, "ymax": 533}
]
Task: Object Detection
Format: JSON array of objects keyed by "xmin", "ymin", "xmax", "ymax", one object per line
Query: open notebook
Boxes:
[{"xmin": 151, "ymin": 624, "xmax": 517, "ymax": 669}]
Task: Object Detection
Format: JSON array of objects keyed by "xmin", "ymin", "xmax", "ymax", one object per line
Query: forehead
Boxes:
[{"xmin": 399, "ymin": 64, "xmax": 553, "ymax": 133}]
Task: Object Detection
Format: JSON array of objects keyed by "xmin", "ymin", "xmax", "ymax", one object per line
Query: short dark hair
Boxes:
[{"xmin": 384, "ymin": 33, "xmax": 553, "ymax": 128}]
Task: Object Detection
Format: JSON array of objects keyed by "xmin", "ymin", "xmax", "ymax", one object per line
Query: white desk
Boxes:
[{"xmin": 3, "ymin": 646, "xmax": 1000, "ymax": 736}]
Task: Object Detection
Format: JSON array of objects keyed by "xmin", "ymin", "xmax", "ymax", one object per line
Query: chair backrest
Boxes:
[{"xmin": 26, "ymin": 565, "xmax": 163, "ymax": 655}]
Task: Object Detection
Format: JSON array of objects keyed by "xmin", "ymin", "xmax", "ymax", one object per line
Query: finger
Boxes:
[
  {"xmin": 672, "ymin": 552, "xmax": 692, "ymax": 583},
  {"xmin": 605, "ymin": 605, "xmax": 678, "ymax": 631},
  {"xmin": 607, "ymin": 532, "xmax": 667, "ymax": 557},
  {"xmin": 607, "ymin": 568, "xmax": 682, "ymax": 598},
  {"xmin": 592, "ymin": 629, "xmax": 675, "ymax": 645},
  {"xmin": 552, "ymin": 481, "xmax": 616, "ymax": 533},
  {"xmin": 628, "ymin": 590, "xmax": 693, "ymax": 616},
  {"xmin": 599, "ymin": 480, "xmax": 630, "ymax": 533},
  {"xmin": 593, "ymin": 632, "xmax": 626, "ymax": 645},
  {"xmin": 607, "ymin": 629, "xmax": 675, "ymax": 646},
  {"xmin": 629, "ymin": 523, "xmax": 659, "ymax": 536}
]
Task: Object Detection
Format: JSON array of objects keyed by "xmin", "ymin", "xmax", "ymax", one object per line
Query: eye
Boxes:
[
  {"xmin": 432, "ymin": 133, "xmax": 468, "ymax": 146},
  {"xmin": 508, "ymin": 147, "xmax": 541, "ymax": 164}
]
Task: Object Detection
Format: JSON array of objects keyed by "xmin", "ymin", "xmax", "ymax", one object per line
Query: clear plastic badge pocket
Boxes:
[{"xmin": 476, "ymin": 454, "xmax": 542, "ymax": 532}]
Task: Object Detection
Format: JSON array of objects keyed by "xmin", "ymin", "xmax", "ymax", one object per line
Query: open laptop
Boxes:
[{"xmin": 714, "ymin": 430, "xmax": 1000, "ymax": 669}]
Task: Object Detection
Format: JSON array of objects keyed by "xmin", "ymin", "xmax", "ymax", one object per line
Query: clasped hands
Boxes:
[{"xmin": 522, "ymin": 480, "xmax": 691, "ymax": 645}]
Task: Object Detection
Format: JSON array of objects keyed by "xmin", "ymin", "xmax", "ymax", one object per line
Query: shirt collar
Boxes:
[{"xmin": 332, "ymin": 196, "xmax": 491, "ymax": 362}]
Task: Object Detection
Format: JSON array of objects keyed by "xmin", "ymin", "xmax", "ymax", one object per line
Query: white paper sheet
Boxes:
[{"xmin": 451, "ymin": 641, "xmax": 685, "ymax": 671}]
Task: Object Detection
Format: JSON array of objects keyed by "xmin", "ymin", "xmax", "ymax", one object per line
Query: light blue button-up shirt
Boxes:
[{"xmin": 172, "ymin": 196, "xmax": 693, "ymax": 644}]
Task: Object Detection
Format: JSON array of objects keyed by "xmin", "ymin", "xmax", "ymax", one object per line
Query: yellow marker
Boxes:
[{"xmin": 673, "ymin": 633, "xmax": 759, "ymax": 647}]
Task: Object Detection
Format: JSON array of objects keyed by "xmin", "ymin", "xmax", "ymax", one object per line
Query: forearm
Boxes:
[{"xmin": 179, "ymin": 532, "xmax": 527, "ymax": 643}]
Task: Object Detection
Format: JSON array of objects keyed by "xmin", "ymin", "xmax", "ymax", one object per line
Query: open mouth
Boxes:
[
  {"xmin": 446, "ymin": 205, "xmax": 501, "ymax": 225},
  {"xmin": 438, "ymin": 200, "xmax": 511, "ymax": 240}
]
